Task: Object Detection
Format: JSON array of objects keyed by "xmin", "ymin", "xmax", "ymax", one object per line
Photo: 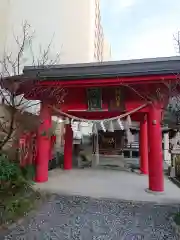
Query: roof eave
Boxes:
[{"xmin": 23, "ymin": 56, "xmax": 180, "ymax": 81}]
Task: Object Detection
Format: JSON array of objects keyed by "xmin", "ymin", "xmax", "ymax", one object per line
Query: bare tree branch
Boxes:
[
  {"xmin": 174, "ymin": 31, "xmax": 180, "ymax": 55},
  {"xmin": 0, "ymin": 21, "xmax": 65, "ymax": 152}
]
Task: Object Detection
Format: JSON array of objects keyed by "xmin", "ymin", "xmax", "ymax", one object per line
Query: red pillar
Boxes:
[
  {"xmin": 64, "ymin": 124, "xmax": 73, "ymax": 170},
  {"xmin": 140, "ymin": 115, "xmax": 148, "ymax": 174},
  {"xmin": 147, "ymin": 105, "xmax": 164, "ymax": 192},
  {"xmin": 35, "ymin": 104, "xmax": 52, "ymax": 182}
]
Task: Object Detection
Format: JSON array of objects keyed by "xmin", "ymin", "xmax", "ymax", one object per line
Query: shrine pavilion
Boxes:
[{"xmin": 4, "ymin": 56, "xmax": 180, "ymax": 193}]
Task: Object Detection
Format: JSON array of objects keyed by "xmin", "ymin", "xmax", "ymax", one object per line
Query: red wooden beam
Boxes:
[{"xmin": 36, "ymin": 74, "xmax": 178, "ymax": 88}]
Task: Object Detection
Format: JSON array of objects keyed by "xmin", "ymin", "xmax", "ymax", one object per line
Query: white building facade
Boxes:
[{"xmin": 0, "ymin": 0, "xmax": 111, "ymax": 65}]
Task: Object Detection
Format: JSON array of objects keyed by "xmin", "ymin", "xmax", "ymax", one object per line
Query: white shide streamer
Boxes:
[
  {"xmin": 92, "ymin": 123, "xmax": 98, "ymax": 134},
  {"xmin": 100, "ymin": 121, "xmax": 106, "ymax": 132},
  {"xmin": 108, "ymin": 120, "xmax": 114, "ymax": 132},
  {"xmin": 127, "ymin": 115, "xmax": 132, "ymax": 126},
  {"xmin": 126, "ymin": 128, "xmax": 134, "ymax": 144},
  {"xmin": 117, "ymin": 118, "xmax": 124, "ymax": 130}
]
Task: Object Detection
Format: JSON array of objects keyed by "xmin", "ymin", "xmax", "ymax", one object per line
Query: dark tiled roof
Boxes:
[{"xmin": 23, "ymin": 56, "xmax": 180, "ymax": 80}]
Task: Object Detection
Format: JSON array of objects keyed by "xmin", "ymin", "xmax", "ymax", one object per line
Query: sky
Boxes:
[{"xmin": 101, "ymin": 0, "xmax": 180, "ymax": 60}]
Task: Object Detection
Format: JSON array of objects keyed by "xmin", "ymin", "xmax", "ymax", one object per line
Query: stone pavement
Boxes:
[
  {"xmin": 2, "ymin": 194, "xmax": 179, "ymax": 239},
  {"xmin": 34, "ymin": 169, "xmax": 180, "ymax": 204}
]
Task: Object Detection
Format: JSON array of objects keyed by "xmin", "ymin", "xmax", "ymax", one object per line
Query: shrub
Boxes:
[
  {"xmin": 0, "ymin": 189, "xmax": 40, "ymax": 225},
  {"xmin": 174, "ymin": 212, "xmax": 180, "ymax": 225},
  {"xmin": 0, "ymin": 154, "xmax": 35, "ymax": 192},
  {"xmin": 0, "ymin": 154, "xmax": 40, "ymax": 226},
  {"xmin": 0, "ymin": 154, "xmax": 21, "ymax": 189},
  {"xmin": 21, "ymin": 164, "xmax": 35, "ymax": 181}
]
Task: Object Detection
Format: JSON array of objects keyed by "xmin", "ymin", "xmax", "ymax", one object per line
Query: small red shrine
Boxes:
[{"xmin": 4, "ymin": 56, "xmax": 180, "ymax": 193}]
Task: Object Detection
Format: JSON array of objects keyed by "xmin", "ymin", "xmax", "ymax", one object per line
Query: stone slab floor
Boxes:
[
  {"xmin": 2, "ymin": 194, "xmax": 179, "ymax": 239},
  {"xmin": 2, "ymin": 169, "xmax": 180, "ymax": 239},
  {"xmin": 35, "ymin": 169, "xmax": 180, "ymax": 204}
]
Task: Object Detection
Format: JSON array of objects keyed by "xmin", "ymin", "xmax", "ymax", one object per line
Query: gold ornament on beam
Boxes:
[{"xmin": 115, "ymin": 88, "xmax": 121, "ymax": 107}]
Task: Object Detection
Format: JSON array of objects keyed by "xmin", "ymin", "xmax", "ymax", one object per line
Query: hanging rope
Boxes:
[{"xmin": 49, "ymin": 102, "xmax": 149, "ymax": 123}]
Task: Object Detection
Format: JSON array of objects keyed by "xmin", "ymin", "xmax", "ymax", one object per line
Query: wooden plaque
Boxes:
[
  {"xmin": 108, "ymin": 87, "xmax": 125, "ymax": 111},
  {"xmin": 87, "ymin": 88, "xmax": 102, "ymax": 110}
]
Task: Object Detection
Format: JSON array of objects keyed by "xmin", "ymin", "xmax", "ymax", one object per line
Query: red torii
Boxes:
[{"xmin": 4, "ymin": 56, "xmax": 180, "ymax": 193}]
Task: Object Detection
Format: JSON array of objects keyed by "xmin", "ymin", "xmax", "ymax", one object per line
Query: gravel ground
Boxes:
[{"xmin": 2, "ymin": 194, "xmax": 180, "ymax": 240}]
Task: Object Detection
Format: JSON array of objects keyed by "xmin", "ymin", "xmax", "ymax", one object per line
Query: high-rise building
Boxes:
[{"xmin": 0, "ymin": 0, "xmax": 111, "ymax": 65}]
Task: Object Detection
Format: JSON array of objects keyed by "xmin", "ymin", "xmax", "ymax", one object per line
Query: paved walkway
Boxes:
[
  {"xmin": 34, "ymin": 169, "xmax": 180, "ymax": 204},
  {"xmin": 3, "ymin": 195, "xmax": 179, "ymax": 239}
]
